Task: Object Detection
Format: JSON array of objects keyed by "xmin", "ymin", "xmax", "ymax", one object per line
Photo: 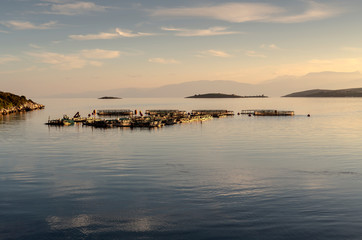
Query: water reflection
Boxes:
[
  {"xmin": 46, "ymin": 214, "xmax": 167, "ymax": 234},
  {"xmin": 2, "ymin": 98, "xmax": 362, "ymax": 239}
]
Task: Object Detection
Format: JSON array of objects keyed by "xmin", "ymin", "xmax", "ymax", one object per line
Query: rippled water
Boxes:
[{"xmin": 1, "ymin": 98, "xmax": 362, "ymax": 239}]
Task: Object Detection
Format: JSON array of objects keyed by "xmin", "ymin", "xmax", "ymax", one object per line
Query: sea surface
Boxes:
[{"xmin": 1, "ymin": 97, "xmax": 362, "ymax": 240}]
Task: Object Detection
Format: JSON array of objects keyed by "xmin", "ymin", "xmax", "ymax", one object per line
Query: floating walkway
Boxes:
[
  {"xmin": 145, "ymin": 110, "xmax": 187, "ymax": 117},
  {"xmin": 241, "ymin": 110, "xmax": 294, "ymax": 116},
  {"xmin": 97, "ymin": 109, "xmax": 133, "ymax": 116},
  {"xmin": 191, "ymin": 110, "xmax": 234, "ymax": 117}
]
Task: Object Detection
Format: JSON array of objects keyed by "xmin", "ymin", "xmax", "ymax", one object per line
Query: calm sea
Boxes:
[{"xmin": 1, "ymin": 97, "xmax": 362, "ymax": 240}]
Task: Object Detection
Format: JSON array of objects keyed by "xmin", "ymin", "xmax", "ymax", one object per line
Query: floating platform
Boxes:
[
  {"xmin": 191, "ymin": 110, "xmax": 234, "ymax": 117},
  {"xmin": 145, "ymin": 110, "xmax": 187, "ymax": 117},
  {"xmin": 97, "ymin": 109, "xmax": 133, "ymax": 116},
  {"xmin": 241, "ymin": 110, "xmax": 294, "ymax": 116}
]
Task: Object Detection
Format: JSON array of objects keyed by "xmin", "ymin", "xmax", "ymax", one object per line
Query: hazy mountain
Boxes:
[
  {"xmin": 55, "ymin": 80, "xmax": 259, "ymax": 98},
  {"xmin": 259, "ymin": 71, "xmax": 362, "ymax": 96},
  {"xmin": 53, "ymin": 71, "xmax": 362, "ymax": 98},
  {"xmin": 284, "ymin": 88, "xmax": 362, "ymax": 97}
]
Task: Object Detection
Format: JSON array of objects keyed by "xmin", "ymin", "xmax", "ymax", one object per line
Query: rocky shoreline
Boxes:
[
  {"xmin": 1, "ymin": 91, "xmax": 45, "ymax": 115},
  {"xmin": 1, "ymin": 102, "xmax": 45, "ymax": 115}
]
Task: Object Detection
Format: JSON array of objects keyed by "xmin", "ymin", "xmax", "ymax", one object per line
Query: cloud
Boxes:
[
  {"xmin": 148, "ymin": 58, "xmax": 180, "ymax": 64},
  {"xmin": 198, "ymin": 49, "xmax": 231, "ymax": 58},
  {"xmin": 1, "ymin": 20, "xmax": 57, "ymax": 30},
  {"xmin": 29, "ymin": 44, "xmax": 42, "ymax": 49},
  {"xmin": 161, "ymin": 26, "xmax": 240, "ymax": 37},
  {"xmin": 151, "ymin": 3, "xmax": 281, "ymax": 23},
  {"xmin": 271, "ymin": 1, "xmax": 339, "ymax": 23},
  {"xmin": 69, "ymin": 28, "xmax": 155, "ymax": 40},
  {"xmin": 245, "ymin": 50, "xmax": 267, "ymax": 58},
  {"xmin": 28, "ymin": 49, "xmax": 121, "ymax": 70},
  {"xmin": 42, "ymin": 1, "xmax": 108, "ymax": 15},
  {"xmin": 115, "ymin": 28, "xmax": 155, "ymax": 37},
  {"xmin": 69, "ymin": 32, "xmax": 118, "ymax": 40},
  {"xmin": 28, "ymin": 52, "xmax": 93, "ymax": 69},
  {"xmin": 150, "ymin": 2, "xmax": 340, "ymax": 23},
  {"xmin": 80, "ymin": 49, "xmax": 121, "ymax": 59},
  {"xmin": 0, "ymin": 55, "xmax": 20, "ymax": 64},
  {"xmin": 260, "ymin": 44, "xmax": 280, "ymax": 50}
]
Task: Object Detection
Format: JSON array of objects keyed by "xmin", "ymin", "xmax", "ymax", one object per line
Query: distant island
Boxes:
[
  {"xmin": 186, "ymin": 93, "xmax": 267, "ymax": 98},
  {"xmin": 284, "ymin": 88, "xmax": 362, "ymax": 97},
  {"xmin": 1, "ymin": 91, "xmax": 44, "ymax": 115},
  {"xmin": 98, "ymin": 96, "xmax": 122, "ymax": 99}
]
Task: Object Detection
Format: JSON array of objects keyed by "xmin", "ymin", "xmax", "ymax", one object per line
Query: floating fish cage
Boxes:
[
  {"xmin": 241, "ymin": 110, "xmax": 294, "ymax": 116},
  {"xmin": 97, "ymin": 109, "xmax": 133, "ymax": 116},
  {"xmin": 191, "ymin": 110, "xmax": 234, "ymax": 117},
  {"xmin": 145, "ymin": 109, "xmax": 187, "ymax": 117}
]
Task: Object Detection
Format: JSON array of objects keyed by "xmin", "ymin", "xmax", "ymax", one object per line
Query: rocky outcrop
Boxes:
[{"xmin": 1, "ymin": 91, "xmax": 44, "ymax": 115}]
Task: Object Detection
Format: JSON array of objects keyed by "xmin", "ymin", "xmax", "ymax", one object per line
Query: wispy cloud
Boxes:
[
  {"xmin": 29, "ymin": 44, "xmax": 42, "ymax": 49},
  {"xmin": 198, "ymin": 49, "xmax": 232, "ymax": 58},
  {"xmin": 260, "ymin": 44, "xmax": 280, "ymax": 50},
  {"xmin": 151, "ymin": 3, "xmax": 281, "ymax": 23},
  {"xmin": 148, "ymin": 58, "xmax": 180, "ymax": 64},
  {"xmin": 69, "ymin": 32, "xmax": 118, "ymax": 40},
  {"xmin": 115, "ymin": 28, "xmax": 155, "ymax": 37},
  {"xmin": 150, "ymin": 2, "xmax": 340, "ymax": 23},
  {"xmin": 28, "ymin": 49, "xmax": 121, "ymax": 70},
  {"xmin": 271, "ymin": 2, "xmax": 339, "ymax": 23},
  {"xmin": 245, "ymin": 50, "xmax": 267, "ymax": 58},
  {"xmin": 80, "ymin": 49, "xmax": 121, "ymax": 59},
  {"xmin": 0, "ymin": 55, "xmax": 20, "ymax": 64},
  {"xmin": 69, "ymin": 28, "xmax": 154, "ymax": 40},
  {"xmin": 1, "ymin": 20, "xmax": 57, "ymax": 30},
  {"xmin": 41, "ymin": 1, "xmax": 108, "ymax": 15},
  {"xmin": 161, "ymin": 26, "xmax": 239, "ymax": 37}
]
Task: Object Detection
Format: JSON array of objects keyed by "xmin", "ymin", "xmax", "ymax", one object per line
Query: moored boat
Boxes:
[{"xmin": 46, "ymin": 115, "xmax": 74, "ymax": 126}]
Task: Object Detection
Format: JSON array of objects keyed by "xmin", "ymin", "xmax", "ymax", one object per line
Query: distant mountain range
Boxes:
[
  {"xmin": 284, "ymin": 88, "xmax": 362, "ymax": 97},
  {"xmin": 53, "ymin": 71, "xmax": 362, "ymax": 98}
]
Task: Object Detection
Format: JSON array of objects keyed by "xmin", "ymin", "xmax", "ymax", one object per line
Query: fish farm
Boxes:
[
  {"xmin": 46, "ymin": 109, "xmax": 296, "ymax": 128},
  {"xmin": 46, "ymin": 109, "xmax": 227, "ymax": 128}
]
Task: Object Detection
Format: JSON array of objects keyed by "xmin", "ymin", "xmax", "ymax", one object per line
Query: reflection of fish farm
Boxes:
[{"xmin": 46, "ymin": 109, "xmax": 234, "ymax": 128}]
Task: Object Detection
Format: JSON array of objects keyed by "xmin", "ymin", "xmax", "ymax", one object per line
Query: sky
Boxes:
[{"xmin": 1, "ymin": 0, "xmax": 362, "ymax": 96}]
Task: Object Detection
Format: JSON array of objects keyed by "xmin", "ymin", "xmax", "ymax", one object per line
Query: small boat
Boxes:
[{"xmin": 46, "ymin": 115, "xmax": 74, "ymax": 126}]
